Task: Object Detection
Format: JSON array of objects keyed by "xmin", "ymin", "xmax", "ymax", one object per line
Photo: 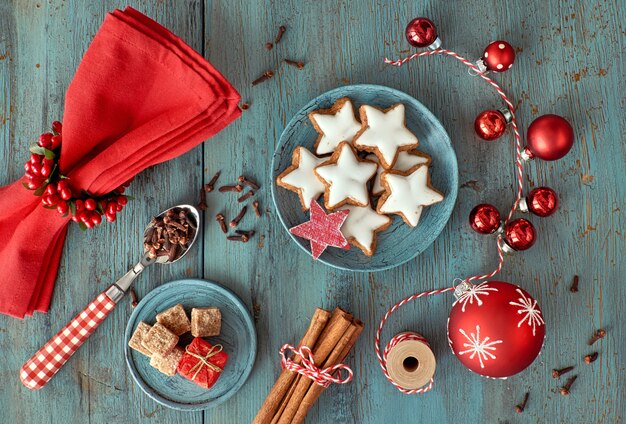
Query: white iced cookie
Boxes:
[
  {"xmin": 276, "ymin": 146, "xmax": 327, "ymax": 211},
  {"xmin": 309, "ymin": 97, "xmax": 362, "ymax": 155},
  {"xmin": 367, "ymin": 150, "xmax": 431, "ymax": 196},
  {"xmin": 315, "ymin": 141, "xmax": 377, "ymax": 210},
  {"xmin": 353, "ymin": 104, "xmax": 419, "ymax": 169},
  {"xmin": 377, "ymin": 164, "xmax": 444, "ymax": 227},
  {"xmin": 338, "ymin": 204, "xmax": 392, "ymax": 256}
]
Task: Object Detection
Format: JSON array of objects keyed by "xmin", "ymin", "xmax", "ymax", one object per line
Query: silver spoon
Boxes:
[{"xmin": 20, "ymin": 204, "xmax": 200, "ymax": 390}]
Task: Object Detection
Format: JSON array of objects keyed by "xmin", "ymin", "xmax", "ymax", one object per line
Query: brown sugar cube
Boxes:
[
  {"xmin": 191, "ymin": 307, "xmax": 222, "ymax": 337},
  {"xmin": 150, "ymin": 346, "xmax": 184, "ymax": 376},
  {"xmin": 141, "ymin": 322, "xmax": 179, "ymax": 356},
  {"xmin": 128, "ymin": 322, "xmax": 153, "ymax": 357},
  {"xmin": 156, "ymin": 304, "xmax": 191, "ymax": 336}
]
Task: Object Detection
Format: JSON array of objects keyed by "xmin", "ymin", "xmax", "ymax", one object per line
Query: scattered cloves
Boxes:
[
  {"xmin": 274, "ymin": 25, "xmax": 286, "ymax": 44},
  {"xmin": 515, "ymin": 392, "xmax": 529, "ymax": 414},
  {"xmin": 130, "ymin": 288, "xmax": 138, "ymax": 308},
  {"xmin": 552, "ymin": 366, "xmax": 574, "ymax": 378},
  {"xmin": 227, "ymin": 234, "xmax": 250, "ymax": 243},
  {"xmin": 219, "ymin": 184, "xmax": 244, "ymax": 193},
  {"xmin": 252, "ymin": 200, "xmax": 261, "ymax": 217},
  {"xmin": 265, "ymin": 42, "xmax": 273, "ymax": 50},
  {"xmin": 559, "ymin": 375, "xmax": 577, "ymax": 396},
  {"xmin": 235, "ymin": 229, "xmax": 255, "ymax": 238},
  {"xmin": 584, "ymin": 352, "xmax": 598, "ymax": 364},
  {"xmin": 215, "ymin": 213, "xmax": 227, "ymax": 234},
  {"xmin": 570, "ymin": 275, "xmax": 579, "ymax": 293},
  {"xmin": 588, "ymin": 328, "xmax": 606, "ymax": 345},
  {"xmin": 238, "ymin": 175, "xmax": 260, "ymax": 190},
  {"xmin": 240, "ymin": 102, "xmax": 250, "ymax": 111},
  {"xmin": 230, "ymin": 206, "xmax": 247, "ymax": 228},
  {"xmin": 238, "ymin": 190, "xmax": 254, "ymax": 203},
  {"xmin": 284, "ymin": 59, "xmax": 305, "ymax": 69},
  {"xmin": 205, "ymin": 171, "xmax": 221, "ymax": 192},
  {"xmin": 198, "ymin": 187, "xmax": 207, "ymax": 210},
  {"xmin": 252, "ymin": 70, "xmax": 274, "ymax": 86}
]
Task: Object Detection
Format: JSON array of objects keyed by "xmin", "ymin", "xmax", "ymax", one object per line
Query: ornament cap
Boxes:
[
  {"xmin": 498, "ymin": 108, "xmax": 513, "ymax": 124},
  {"xmin": 518, "ymin": 197, "xmax": 529, "ymax": 213},
  {"xmin": 453, "ymin": 280, "xmax": 473, "ymax": 299},
  {"xmin": 521, "ymin": 147, "xmax": 534, "ymax": 161},
  {"xmin": 499, "ymin": 238, "xmax": 517, "ymax": 254},
  {"xmin": 428, "ymin": 37, "xmax": 442, "ymax": 50}
]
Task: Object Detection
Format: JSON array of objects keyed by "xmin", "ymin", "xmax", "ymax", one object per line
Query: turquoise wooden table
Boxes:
[{"xmin": 0, "ymin": 1, "xmax": 623, "ymax": 422}]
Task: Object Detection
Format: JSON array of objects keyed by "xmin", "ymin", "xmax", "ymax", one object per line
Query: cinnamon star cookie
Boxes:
[
  {"xmin": 353, "ymin": 104, "xmax": 419, "ymax": 169},
  {"xmin": 276, "ymin": 146, "xmax": 327, "ymax": 211},
  {"xmin": 338, "ymin": 204, "xmax": 392, "ymax": 256},
  {"xmin": 377, "ymin": 164, "xmax": 443, "ymax": 227},
  {"xmin": 309, "ymin": 97, "xmax": 362, "ymax": 155},
  {"xmin": 367, "ymin": 150, "xmax": 431, "ymax": 196},
  {"xmin": 315, "ymin": 141, "xmax": 377, "ymax": 210}
]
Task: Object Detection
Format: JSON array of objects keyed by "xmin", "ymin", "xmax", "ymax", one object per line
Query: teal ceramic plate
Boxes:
[
  {"xmin": 124, "ymin": 279, "xmax": 256, "ymax": 411},
  {"xmin": 271, "ymin": 84, "xmax": 458, "ymax": 272}
]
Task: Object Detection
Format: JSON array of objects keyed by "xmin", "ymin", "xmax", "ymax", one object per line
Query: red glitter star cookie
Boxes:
[{"xmin": 289, "ymin": 199, "xmax": 350, "ymax": 259}]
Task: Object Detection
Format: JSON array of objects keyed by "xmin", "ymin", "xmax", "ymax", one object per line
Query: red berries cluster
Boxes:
[{"xmin": 23, "ymin": 120, "xmax": 132, "ymax": 229}]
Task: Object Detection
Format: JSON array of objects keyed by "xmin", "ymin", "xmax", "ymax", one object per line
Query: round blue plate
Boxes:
[
  {"xmin": 271, "ymin": 84, "xmax": 458, "ymax": 272},
  {"xmin": 124, "ymin": 279, "xmax": 257, "ymax": 411}
]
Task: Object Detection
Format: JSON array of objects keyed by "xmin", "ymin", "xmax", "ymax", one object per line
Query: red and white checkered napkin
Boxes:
[{"xmin": 20, "ymin": 292, "xmax": 116, "ymax": 390}]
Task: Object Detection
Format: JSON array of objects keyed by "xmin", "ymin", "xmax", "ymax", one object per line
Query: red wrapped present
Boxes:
[{"xmin": 178, "ymin": 337, "xmax": 228, "ymax": 389}]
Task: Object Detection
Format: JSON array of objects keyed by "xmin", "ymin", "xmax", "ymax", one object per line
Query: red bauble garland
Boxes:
[
  {"xmin": 503, "ymin": 218, "xmax": 536, "ymax": 251},
  {"xmin": 405, "ymin": 17, "xmax": 440, "ymax": 49},
  {"xmin": 521, "ymin": 186, "xmax": 558, "ymax": 217},
  {"xmin": 524, "ymin": 114, "xmax": 575, "ymax": 161},
  {"xmin": 469, "ymin": 204, "xmax": 501, "ymax": 234},
  {"xmin": 482, "ymin": 40, "xmax": 516, "ymax": 72},
  {"xmin": 474, "ymin": 109, "xmax": 510, "ymax": 141},
  {"xmin": 22, "ymin": 121, "xmax": 132, "ymax": 229}
]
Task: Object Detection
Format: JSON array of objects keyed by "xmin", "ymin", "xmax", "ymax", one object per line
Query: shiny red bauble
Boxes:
[
  {"xmin": 448, "ymin": 281, "xmax": 545, "ymax": 378},
  {"xmin": 482, "ymin": 41, "xmax": 515, "ymax": 72},
  {"xmin": 474, "ymin": 110, "xmax": 508, "ymax": 140},
  {"xmin": 405, "ymin": 17, "xmax": 438, "ymax": 48},
  {"xmin": 525, "ymin": 114, "xmax": 574, "ymax": 161},
  {"xmin": 469, "ymin": 204, "xmax": 501, "ymax": 234},
  {"xmin": 504, "ymin": 218, "xmax": 536, "ymax": 251},
  {"xmin": 523, "ymin": 187, "xmax": 558, "ymax": 217}
]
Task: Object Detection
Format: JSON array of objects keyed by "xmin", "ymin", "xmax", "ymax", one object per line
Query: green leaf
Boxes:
[
  {"xmin": 59, "ymin": 174, "xmax": 69, "ymax": 180},
  {"xmin": 61, "ymin": 211, "xmax": 69, "ymax": 218},
  {"xmin": 33, "ymin": 185, "xmax": 47, "ymax": 196},
  {"xmin": 69, "ymin": 201, "xmax": 76, "ymax": 217},
  {"xmin": 29, "ymin": 144, "xmax": 45, "ymax": 155},
  {"xmin": 124, "ymin": 195, "xmax": 135, "ymax": 200},
  {"xmin": 81, "ymin": 189, "xmax": 93, "ymax": 197},
  {"xmin": 78, "ymin": 222, "xmax": 87, "ymax": 231},
  {"xmin": 43, "ymin": 205, "xmax": 57, "ymax": 210},
  {"xmin": 96, "ymin": 202, "xmax": 105, "ymax": 214},
  {"xmin": 21, "ymin": 182, "xmax": 31, "ymax": 190},
  {"xmin": 44, "ymin": 164, "xmax": 58, "ymax": 184},
  {"xmin": 43, "ymin": 148, "xmax": 56, "ymax": 160}
]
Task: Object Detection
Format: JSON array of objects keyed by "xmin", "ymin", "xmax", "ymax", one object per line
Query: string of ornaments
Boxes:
[
  {"xmin": 22, "ymin": 121, "xmax": 132, "ymax": 229},
  {"xmin": 376, "ymin": 17, "xmax": 574, "ymax": 392}
]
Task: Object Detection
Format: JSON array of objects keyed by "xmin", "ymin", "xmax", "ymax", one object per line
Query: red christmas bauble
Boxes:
[
  {"xmin": 482, "ymin": 41, "xmax": 515, "ymax": 72},
  {"xmin": 469, "ymin": 204, "xmax": 501, "ymax": 234},
  {"xmin": 405, "ymin": 17, "xmax": 438, "ymax": 48},
  {"xmin": 526, "ymin": 187, "xmax": 558, "ymax": 217},
  {"xmin": 525, "ymin": 114, "xmax": 574, "ymax": 161},
  {"xmin": 474, "ymin": 110, "xmax": 507, "ymax": 140},
  {"xmin": 504, "ymin": 218, "xmax": 536, "ymax": 251},
  {"xmin": 448, "ymin": 281, "xmax": 545, "ymax": 378}
]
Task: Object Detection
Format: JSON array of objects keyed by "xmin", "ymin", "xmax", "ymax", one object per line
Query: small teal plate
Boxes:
[
  {"xmin": 271, "ymin": 84, "xmax": 459, "ymax": 272},
  {"xmin": 124, "ymin": 279, "xmax": 257, "ymax": 411}
]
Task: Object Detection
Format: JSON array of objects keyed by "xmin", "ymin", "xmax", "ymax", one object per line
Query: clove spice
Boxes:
[
  {"xmin": 240, "ymin": 102, "xmax": 250, "ymax": 111},
  {"xmin": 252, "ymin": 200, "xmax": 261, "ymax": 217},
  {"xmin": 215, "ymin": 213, "xmax": 227, "ymax": 233},
  {"xmin": 552, "ymin": 366, "xmax": 574, "ymax": 378},
  {"xmin": 219, "ymin": 184, "xmax": 244, "ymax": 193},
  {"xmin": 227, "ymin": 234, "xmax": 249, "ymax": 243},
  {"xmin": 584, "ymin": 352, "xmax": 598, "ymax": 364},
  {"xmin": 570, "ymin": 275, "xmax": 579, "ymax": 292},
  {"xmin": 198, "ymin": 187, "xmax": 207, "ymax": 210},
  {"xmin": 284, "ymin": 59, "xmax": 305, "ymax": 69},
  {"xmin": 515, "ymin": 392, "xmax": 529, "ymax": 414},
  {"xmin": 230, "ymin": 206, "xmax": 247, "ymax": 228},
  {"xmin": 238, "ymin": 175, "xmax": 260, "ymax": 190},
  {"xmin": 238, "ymin": 190, "xmax": 255, "ymax": 203},
  {"xmin": 143, "ymin": 208, "xmax": 195, "ymax": 262},
  {"xmin": 265, "ymin": 42, "xmax": 273, "ymax": 50},
  {"xmin": 252, "ymin": 70, "xmax": 274, "ymax": 86},
  {"xmin": 235, "ymin": 229, "xmax": 255, "ymax": 238},
  {"xmin": 588, "ymin": 328, "xmax": 606, "ymax": 345},
  {"xmin": 274, "ymin": 25, "xmax": 286, "ymax": 44},
  {"xmin": 129, "ymin": 288, "xmax": 138, "ymax": 308},
  {"xmin": 205, "ymin": 171, "xmax": 221, "ymax": 192},
  {"xmin": 559, "ymin": 375, "xmax": 577, "ymax": 396}
]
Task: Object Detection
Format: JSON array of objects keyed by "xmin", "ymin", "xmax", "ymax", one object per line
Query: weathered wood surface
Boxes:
[{"xmin": 0, "ymin": 0, "xmax": 623, "ymax": 423}]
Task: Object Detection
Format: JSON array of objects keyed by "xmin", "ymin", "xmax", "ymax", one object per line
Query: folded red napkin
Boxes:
[{"xmin": 0, "ymin": 7, "xmax": 241, "ymax": 318}]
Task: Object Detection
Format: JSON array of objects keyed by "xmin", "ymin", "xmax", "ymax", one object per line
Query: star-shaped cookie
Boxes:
[
  {"xmin": 314, "ymin": 141, "xmax": 377, "ymax": 210},
  {"xmin": 353, "ymin": 104, "xmax": 419, "ymax": 169},
  {"xmin": 309, "ymin": 97, "xmax": 362, "ymax": 155},
  {"xmin": 377, "ymin": 164, "xmax": 444, "ymax": 227},
  {"xmin": 367, "ymin": 150, "xmax": 431, "ymax": 196},
  {"xmin": 276, "ymin": 146, "xmax": 327, "ymax": 211},
  {"xmin": 289, "ymin": 199, "xmax": 350, "ymax": 259},
  {"xmin": 338, "ymin": 204, "xmax": 392, "ymax": 256}
]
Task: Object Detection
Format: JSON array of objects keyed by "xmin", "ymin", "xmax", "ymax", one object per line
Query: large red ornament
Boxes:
[
  {"xmin": 524, "ymin": 114, "xmax": 574, "ymax": 161},
  {"xmin": 469, "ymin": 204, "xmax": 501, "ymax": 234},
  {"xmin": 520, "ymin": 187, "xmax": 558, "ymax": 217},
  {"xmin": 482, "ymin": 41, "xmax": 515, "ymax": 72},
  {"xmin": 474, "ymin": 109, "xmax": 510, "ymax": 141},
  {"xmin": 405, "ymin": 17, "xmax": 441, "ymax": 49},
  {"xmin": 448, "ymin": 281, "xmax": 545, "ymax": 378},
  {"xmin": 504, "ymin": 218, "xmax": 536, "ymax": 251}
]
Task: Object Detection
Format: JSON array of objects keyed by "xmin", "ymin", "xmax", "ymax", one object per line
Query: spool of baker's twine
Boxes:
[{"xmin": 381, "ymin": 332, "xmax": 437, "ymax": 393}]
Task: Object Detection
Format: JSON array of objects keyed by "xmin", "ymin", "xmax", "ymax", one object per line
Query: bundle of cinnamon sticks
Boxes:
[{"xmin": 254, "ymin": 307, "xmax": 363, "ymax": 424}]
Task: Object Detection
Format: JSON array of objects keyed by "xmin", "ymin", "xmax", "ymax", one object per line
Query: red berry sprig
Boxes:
[{"xmin": 22, "ymin": 121, "xmax": 133, "ymax": 229}]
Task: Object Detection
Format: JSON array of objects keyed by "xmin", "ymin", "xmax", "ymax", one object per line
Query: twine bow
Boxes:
[
  {"xmin": 185, "ymin": 344, "xmax": 224, "ymax": 381},
  {"xmin": 279, "ymin": 344, "xmax": 353, "ymax": 388}
]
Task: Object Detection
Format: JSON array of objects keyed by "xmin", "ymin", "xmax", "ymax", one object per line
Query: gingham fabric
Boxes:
[{"xmin": 20, "ymin": 291, "xmax": 116, "ymax": 390}]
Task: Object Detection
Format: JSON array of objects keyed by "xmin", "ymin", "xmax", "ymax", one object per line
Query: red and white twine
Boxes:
[
  {"xmin": 376, "ymin": 49, "xmax": 526, "ymax": 394},
  {"xmin": 280, "ymin": 344, "xmax": 353, "ymax": 388}
]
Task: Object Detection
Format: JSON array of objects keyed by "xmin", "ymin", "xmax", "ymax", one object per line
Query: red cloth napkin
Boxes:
[{"xmin": 0, "ymin": 7, "xmax": 241, "ymax": 318}]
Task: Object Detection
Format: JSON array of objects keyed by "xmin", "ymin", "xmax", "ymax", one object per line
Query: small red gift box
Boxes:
[{"xmin": 178, "ymin": 337, "xmax": 228, "ymax": 389}]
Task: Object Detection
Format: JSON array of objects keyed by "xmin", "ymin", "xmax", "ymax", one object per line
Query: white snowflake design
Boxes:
[
  {"xmin": 457, "ymin": 325, "xmax": 503, "ymax": 369},
  {"xmin": 454, "ymin": 282, "xmax": 499, "ymax": 313},
  {"xmin": 509, "ymin": 288, "xmax": 545, "ymax": 336}
]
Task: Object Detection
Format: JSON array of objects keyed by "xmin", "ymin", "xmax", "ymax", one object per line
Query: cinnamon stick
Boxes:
[
  {"xmin": 253, "ymin": 308, "xmax": 331, "ymax": 424},
  {"xmin": 292, "ymin": 320, "xmax": 364, "ymax": 424},
  {"xmin": 276, "ymin": 308, "xmax": 353, "ymax": 424}
]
